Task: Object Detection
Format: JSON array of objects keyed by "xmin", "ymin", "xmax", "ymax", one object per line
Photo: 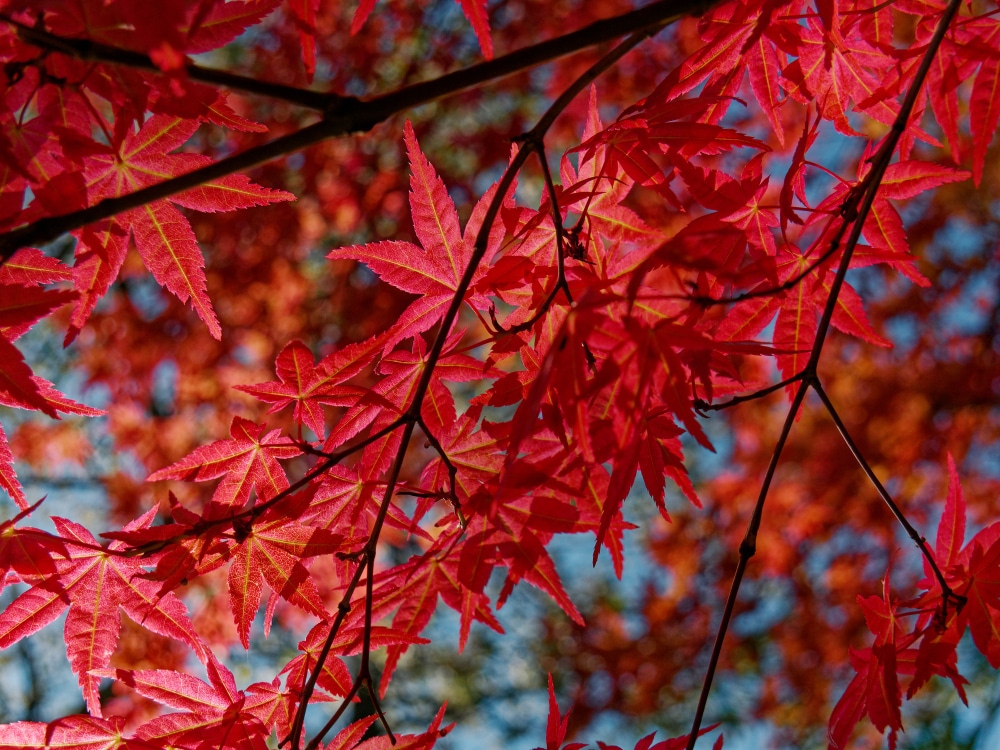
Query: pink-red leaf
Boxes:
[{"xmin": 147, "ymin": 416, "xmax": 301, "ymax": 508}]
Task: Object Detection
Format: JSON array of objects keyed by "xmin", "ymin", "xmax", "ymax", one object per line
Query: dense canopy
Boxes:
[{"xmin": 0, "ymin": 1, "xmax": 998, "ymax": 749}]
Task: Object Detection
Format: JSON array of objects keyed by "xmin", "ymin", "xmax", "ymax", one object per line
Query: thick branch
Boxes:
[{"xmin": 0, "ymin": 0, "xmax": 716, "ymax": 263}]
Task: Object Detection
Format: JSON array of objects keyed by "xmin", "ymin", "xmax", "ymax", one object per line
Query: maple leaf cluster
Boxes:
[{"xmin": 0, "ymin": 0, "xmax": 998, "ymax": 749}]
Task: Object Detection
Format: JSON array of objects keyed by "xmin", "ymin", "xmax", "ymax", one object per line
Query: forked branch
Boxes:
[
  {"xmin": 685, "ymin": 0, "xmax": 965, "ymax": 745},
  {"xmin": 286, "ymin": 25, "xmax": 668, "ymax": 750},
  {"xmin": 812, "ymin": 381, "xmax": 966, "ymax": 616}
]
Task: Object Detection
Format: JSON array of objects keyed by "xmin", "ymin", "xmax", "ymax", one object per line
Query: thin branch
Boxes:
[
  {"xmin": 0, "ymin": 0, "xmax": 718, "ymax": 264},
  {"xmin": 415, "ymin": 415, "xmax": 465, "ymax": 528},
  {"xmin": 4, "ymin": 1, "xmax": 712, "ymax": 115},
  {"xmin": 284, "ymin": 562, "xmax": 367, "ymax": 748},
  {"xmin": 362, "ymin": 676, "xmax": 395, "ymax": 743},
  {"xmin": 685, "ymin": 0, "xmax": 964, "ymax": 744},
  {"xmin": 686, "ymin": 377, "xmax": 811, "ymax": 749},
  {"xmin": 533, "ymin": 141, "xmax": 572, "ymax": 279},
  {"xmin": 291, "ymin": 27, "xmax": 669, "ymax": 750},
  {"xmin": 298, "ymin": 682, "xmax": 363, "ymax": 750},
  {"xmin": 118, "ymin": 418, "xmax": 406, "ymax": 559},
  {"xmin": 627, "ymin": 210, "xmax": 852, "ymax": 312},
  {"xmin": 689, "ymin": 233, "xmax": 844, "ymax": 308},
  {"xmin": 299, "ymin": 418, "xmax": 416, "ymax": 750},
  {"xmin": 811, "ymin": 380, "xmax": 966, "ymax": 615},
  {"xmin": 489, "ymin": 140, "xmax": 574, "ymax": 336},
  {"xmin": 2, "ymin": 15, "xmax": 333, "ymax": 109},
  {"xmin": 693, "ymin": 374, "xmax": 803, "ymax": 413}
]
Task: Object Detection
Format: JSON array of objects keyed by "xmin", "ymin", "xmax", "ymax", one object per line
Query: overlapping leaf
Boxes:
[{"xmin": 0, "ymin": 511, "xmax": 207, "ymax": 716}]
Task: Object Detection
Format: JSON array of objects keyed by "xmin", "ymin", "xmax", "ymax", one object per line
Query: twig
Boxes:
[
  {"xmin": 811, "ymin": 380, "xmax": 966, "ymax": 615},
  {"xmin": 415, "ymin": 415, "xmax": 465, "ymax": 528},
  {"xmin": 686, "ymin": 378, "xmax": 810, "ymax": 748},
  {"xmin": 625, "ymin": 203, "xmax": 854, "ymax": 312},
  {"xmin": 490, "ymin": 139, "xmax": 575, "ymax": 336},
  {"xmin": 293, "ymin": 418, "xmax": 417, "ymax": 749},
  {"xmin": 689, "ymin": 234, "xmax": 843, "ymax": 308},
  {"xmin": 693, "ymin": 374, "xmax": 803, "ymax": 413},
  {"xmin": 119, "ymin": 418, "xmax": 406, "ymax": 559},
  {"xmin": 298, "ymin": 681, "xmax": 363, "ymax": 750},
  {"xmin": 2, "ymin": 15, "xmax": 333, "ymax": 110},
  {"xmin": 3, "ymin": 1, "xmax": 713, "ymax": 115},
  {"xmin": 284, "ymin": 563, "xmax": 366, "ymax": 748}
]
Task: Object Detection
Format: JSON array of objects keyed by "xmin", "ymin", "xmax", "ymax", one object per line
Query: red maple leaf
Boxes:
[
  {"xmin": 0, "ymin": 510, "xmax": 207, "ymax": 716},
  {"xmin": 780, "ymin": 15, "xmax": 912, "ymax": 137},
  {"xmin": 147, "ymin": 416, "xmax": 302, "ymax": 508},
  {"xmin": 918, "ymin": 455, "xmax": 1000, "ymax": 668},
  {"xmin": 234, "ymin": 338, "xmax": 373, "ymax": 438},
  {"xmin": 967, "ymin": 18, "xmax": 1000, "ymax": 185},
  {"xmin": 536, "ymin": 673, "xmax": 587, "ymax": 750},
  {"xmin": 0, "ymin": 715, "xmax": 143, "ymax": 750},
  {"xmin": 0, "ymin": 248, "xmax": 72, "ymax": 286},
  {"xmin": 96, "ymin": 656, "xmax": 270, "ymax": 750},
  {"xmin": 829, "ymin": 575, "xmax": 905, "ymax": 749},
  {"xmin": 328, "ymin": 121, "xmax": 495, "ymax": 350},
  {"xmin": 74, "ymin": 114, "xmax": 293, "ymax": 340},
  {"xmin": 0, "ymin": 499, "xmax": 68, "ymax": 580},
  {"xmin": 225, "ymin": 509, "xmax": 343, "ymax": 649},
  {"xmin": 371, "ymin": 534, "xmax": 503, "ymax": 693}
]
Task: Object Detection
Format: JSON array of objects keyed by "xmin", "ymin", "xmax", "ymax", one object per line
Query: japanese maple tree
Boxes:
[{"xmin": 0, "ymin": 0, "xmax": 998, "ymax": 749}]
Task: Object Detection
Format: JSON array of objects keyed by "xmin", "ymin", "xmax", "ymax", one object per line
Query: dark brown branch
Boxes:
[
  {"xmin": 690, "ymin": 232, "xmax": 843, "ymax": 308},
  {"xmin": 686, "ymin": 378, "xmax": 810, "ymax": 749},
  {"xmin": 415, "ymin": 415, "xmax": 465, "ymax": 527},
  {"xmin": 284, "ymin": 562, "xmax": 366, "ymax": 748},
  {"xmin": 489, "ymin": 140, "xmax": 574, "ymax": 336},
  {"xmin": 118, "ymin": 418, "xmax": 406, "ymax": 559},
  {"xmin": 292, "ymin": 418, "xmax": 417, "ymax": 750},
  {"xmin": 693, "ymin": 374, "xmax": 803, "ymax": 413},
  {"xmin": 5, "ymin": 1, "xmax": 713, "ymax": 113},
  {"xmin": 0, "ymin": 0, "xmax": 718, "ymax": 263},
  {"xmin": 296, "ymin": 678, "xmax": 363, "ymax": 750}
]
